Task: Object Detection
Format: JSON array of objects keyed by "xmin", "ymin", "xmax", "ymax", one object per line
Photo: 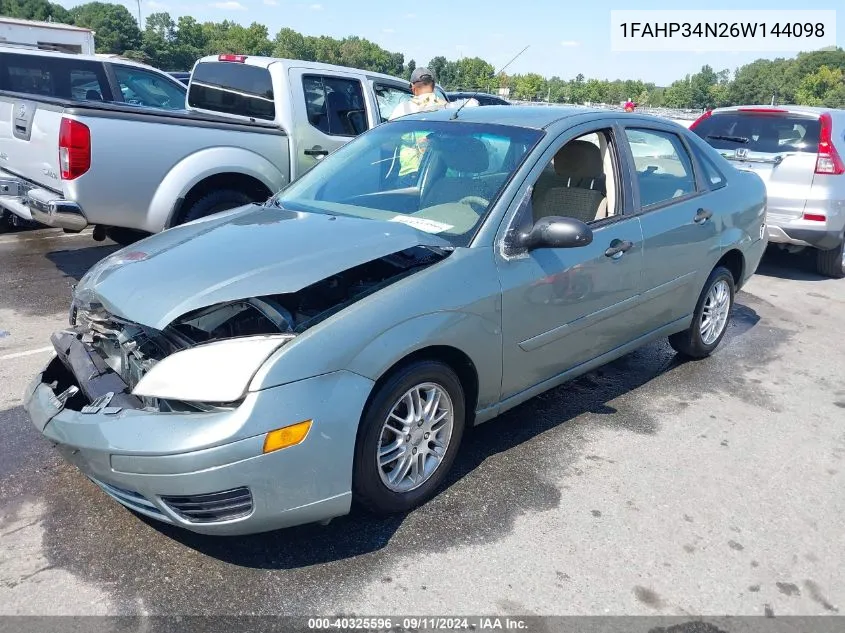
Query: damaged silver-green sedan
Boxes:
[{"xmin": 24, "ymin": 106, "xmax": 767, "ymax": 535}]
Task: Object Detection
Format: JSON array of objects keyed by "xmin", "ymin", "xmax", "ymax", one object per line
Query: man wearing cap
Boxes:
[{"xmin": 388, "ymin": 67, "xmax": 448, "ymax": 120}]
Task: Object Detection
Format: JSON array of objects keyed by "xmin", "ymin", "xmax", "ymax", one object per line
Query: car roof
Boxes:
[
  {"xmin": 196, "ymin": 55, "xmax": 411, "ymax": 84},
  {"xmin": 401, "ymin": 104, "xmax": 611, "ymax": 129},
  {"xmin": 0, "ymin": 47, "xmax": 176, "ymax": 75},
  {"xmin": 710, "ymin": 104, "xmax": 833, "ymax": 117}
]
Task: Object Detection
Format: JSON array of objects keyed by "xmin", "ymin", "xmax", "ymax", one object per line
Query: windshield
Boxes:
[
  {"xmin": 693, "ymin": 112, "xmax": 821, "ymax": 154},
  {"xmin": 275, "ymin": 120, "xmax": 543, "ymax": 246}
]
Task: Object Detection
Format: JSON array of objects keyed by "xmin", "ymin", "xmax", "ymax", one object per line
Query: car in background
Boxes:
[
  {"xmin": 447, "ymin": 91, "xmax": 510, "ymax": 106},
  {"xmin": 691, "ymin": 105, "xmax": 845, "ymax": 278},
  {"xmin": 24, "ymin": 106, "xmax": 766, "ymax": 535},
  {"xmin": 168, "ymin": 71, "xmax": 191, "ymax": 86}
]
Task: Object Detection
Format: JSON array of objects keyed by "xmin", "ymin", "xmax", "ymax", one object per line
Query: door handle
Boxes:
[
  {"xmin": 304, "ymin": 148, "xmax": 329, "ymax": 157},
  {"xmin": 694, "ymin": 208, "xmax": 713, "ymax": 223},
  {"xmin": 605, "ymin": 239, "xmax": 634, "ymax": 259}
]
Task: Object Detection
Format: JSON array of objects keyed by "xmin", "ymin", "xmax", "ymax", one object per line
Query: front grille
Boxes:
[
  {"xmin": 160, "ymin": 487, "xmax": 253, "ymax": 523},
  {"xmin": 89, "ymin": 477, "xmax": 167, "ymax": 519}
]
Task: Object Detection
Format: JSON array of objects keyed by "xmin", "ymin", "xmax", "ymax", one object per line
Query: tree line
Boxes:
[{"xmin": 3, "ymin": 0, "xmax": 844, "ymax": 109}]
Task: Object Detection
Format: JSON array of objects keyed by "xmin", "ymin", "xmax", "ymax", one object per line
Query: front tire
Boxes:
[
  {"xmin": 669, "ymin": 266, "xmax": 735, "ymax": 359},
  {"xmin": 353, "ymin": 360, "xmax": 466, "ymax": 515},
  {"xmin": 815, "ymin": 239, "xmax": 845, "ymax": 279}
]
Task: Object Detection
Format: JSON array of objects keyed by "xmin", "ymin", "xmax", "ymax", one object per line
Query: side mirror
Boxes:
[{"xmin": 516, "ymin": 216, "xmax": 593, "ymax": 251}]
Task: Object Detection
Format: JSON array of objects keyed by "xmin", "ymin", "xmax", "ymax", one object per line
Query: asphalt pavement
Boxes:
[{"xmin": 0, "ymin": 227, "xmax": 843, "ymax": 617}]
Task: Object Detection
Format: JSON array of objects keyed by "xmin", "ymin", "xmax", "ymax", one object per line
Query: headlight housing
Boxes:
[{"xmin": 132, "ymin": 334, "xmax": 294, "ymax": 404}]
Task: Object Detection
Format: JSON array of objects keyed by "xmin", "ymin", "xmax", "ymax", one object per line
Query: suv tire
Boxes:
[{"xmin": 815, "ymin": 238, "xmax": 845, "ymax": 279}]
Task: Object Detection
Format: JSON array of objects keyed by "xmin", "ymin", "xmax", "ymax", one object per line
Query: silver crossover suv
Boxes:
[
  {"xmin": 691, "ymin": 105, "xmax": 845, "ymax": 278},
  {"xmin": 25, "ymin": 107, "xmax": 767, "ymax": 535}
]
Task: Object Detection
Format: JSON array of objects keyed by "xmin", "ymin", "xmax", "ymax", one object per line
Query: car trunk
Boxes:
[{"xmin": 692, "ymin": 109, "xmax": 821, "ymax": 221}]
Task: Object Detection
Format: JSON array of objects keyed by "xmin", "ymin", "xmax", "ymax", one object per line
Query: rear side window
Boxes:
[
  {"xmin": 114, "ymin": 66, "xmax": 185, "ymax": 109},
  {"xmin": 303, "ymin": 75, "xmax": 368, "ymax": 137},
  {"xmin": 0, "ymin": 52, "xmax": 108, "ymax": 100},
  {"xmin": 689, "ymin": 142, "xmax": 726, "ymax": 189},
  {"xmin": 693, "ymin": 112, "xmax": 821, "ymax": 154},
  {"xmin": 188, "ymin": 62, "xmax": 275, "ymax": 120}
]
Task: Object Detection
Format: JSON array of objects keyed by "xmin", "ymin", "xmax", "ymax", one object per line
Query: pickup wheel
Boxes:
[
  {"xmin": 0, "ymin": 211, "xmax": 10, "ymax": 233},
  {"xmin": 815, "ymin": 238, "xmax": 845, "ymax": 279},
  {"xmin": 180, "ymin": 189, "xmax": 254, "ymax": 225},
  {"xmin": 105, "ymin": 227, "xmax": 148, "ymax": 246}
]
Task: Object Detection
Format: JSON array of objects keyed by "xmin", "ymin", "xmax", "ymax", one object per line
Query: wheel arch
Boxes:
[
  {"xmin": 363, "ymin": 345, "xmax": 481, "ymax": 428},
  {"xmin": 144, "ymin": 147, "xmax": 286, "ymax": 232},
  {"xmin": 716, "ymin": 248, "xmax": 745, "ymax": 289}
]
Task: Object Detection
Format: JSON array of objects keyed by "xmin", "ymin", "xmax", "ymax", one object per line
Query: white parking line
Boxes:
[{"xmin": 0, "ymin": 346, "xmax": 54, "ymax": 361}]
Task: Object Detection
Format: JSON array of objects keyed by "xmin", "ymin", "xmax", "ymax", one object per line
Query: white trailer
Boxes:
[{"xmin": 0, "ymin": 17, "xmax": 95, "ymax": 55}]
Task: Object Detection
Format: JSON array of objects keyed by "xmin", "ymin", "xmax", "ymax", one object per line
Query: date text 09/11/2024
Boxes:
[
  {"xmin": 307, "ymin": 617, "xmax": 530, "ymax": 630},
  {"xmin": 618, "ymin": 22, "xmax": 826, "ymax": 38}
]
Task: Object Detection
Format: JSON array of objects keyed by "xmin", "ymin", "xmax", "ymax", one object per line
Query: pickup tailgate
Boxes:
[{"xmin": 0, "ymin": 97, "xmax": 63, "ymax": 192}]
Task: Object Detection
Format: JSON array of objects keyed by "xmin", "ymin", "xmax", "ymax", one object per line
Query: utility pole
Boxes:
[{"xmin": 136, "ymin": 0, "xmax": 142, "ymax": 29}]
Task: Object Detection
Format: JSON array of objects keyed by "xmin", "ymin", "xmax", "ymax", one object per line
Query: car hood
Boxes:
[{"xmin": 75, "ymin": 204, "xmax": 451, "ymax": 330}]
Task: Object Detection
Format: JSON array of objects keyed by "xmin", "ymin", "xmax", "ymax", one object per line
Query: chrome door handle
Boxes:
[
  {"xmin": 694, "ymin": 208, "xmax": 713, "ymax": 223},
  {"xmin": 605, "ymin": 239, "xmax": 634, "ymax": 258}
]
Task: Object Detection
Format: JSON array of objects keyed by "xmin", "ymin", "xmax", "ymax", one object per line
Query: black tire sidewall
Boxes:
[
  {"xmin": 689, "ymin": 267, "xmax": 735, "ymax": 355},
  {"xmin": 182, "ymin": 190, "xmax": 253, "ymax": 225},
  {"xmin": 353, "ymin": 360, "xmax": 465, "ymax": 515}
]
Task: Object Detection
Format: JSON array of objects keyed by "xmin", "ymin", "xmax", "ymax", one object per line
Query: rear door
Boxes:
[
  {"xmin": 0, "ymin": 51, "xmax": 108, "ymax": 190},
  {"xmin": 619, "ymin": 123, "xmax": 722, "ymax": 331},
  {"xmin": 691, "ymin": 109, "xmax": 819, "ymax": 221},
  {"xmin": 287, "ymin": 67, "xmax": 375, "ymax": 178}
]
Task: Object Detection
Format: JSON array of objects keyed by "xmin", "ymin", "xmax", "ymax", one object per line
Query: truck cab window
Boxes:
[
  {"xmin": 303, "ymin": 75, "xmax": 369, "ymax": 137},
  {"xmin": 114, "ymin": 66, "xmax": 186, "ymax": 110},
  {"xmin": 374, "ymin": 83, "xmax": 412, "ymax": 122}
]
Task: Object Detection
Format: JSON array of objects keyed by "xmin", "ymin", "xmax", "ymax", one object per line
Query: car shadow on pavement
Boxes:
[
  {"xmin": 755, "ymin": 245, "xmax": 831, "ymax": 282},
  {"xmin": 146, "ymin": 303, "xmax": 760, "ymax": 569},
  {"xmin": 46, "ymin": 244, "xmax": 120, "ymax": 281}
]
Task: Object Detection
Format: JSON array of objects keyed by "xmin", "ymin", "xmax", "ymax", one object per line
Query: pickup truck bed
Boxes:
[{"xmin": 0, "ymin": 92, "xmax": 289, "ymax": 234}]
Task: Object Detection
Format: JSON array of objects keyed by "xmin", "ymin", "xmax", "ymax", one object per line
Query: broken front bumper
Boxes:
[{"xmin": 23, "ymin": 332, "xmax": 374, "ymax": 535}]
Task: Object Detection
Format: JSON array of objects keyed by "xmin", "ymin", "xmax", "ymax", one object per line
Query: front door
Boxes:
[
  {"xmin": 496, "ymin": 125, "xmax": 644, "ymax": 399},
  {"xmin": 619, "ymin": 125, "xmax": 722, "ymax": 331},
  {"xmin": 287, "ymin": 68, "xmax": 374, "ymax": 179}
]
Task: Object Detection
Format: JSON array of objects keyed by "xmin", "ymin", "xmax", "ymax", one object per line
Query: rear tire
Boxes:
[
  {"xmin": 353, "ymin": 360, "xmax": 465, "ymax": 515},
  {"xmin": 105, "ymin": 227, "xmax": 148, "ymax": 247},
  {"xmin": 180, "ymin": 189, "xmax": 253, "ymax": 225},
  {"xmin": 669, "ymin": 266, "xmax": 735, "ymax": 359},
  {"xmin": 815, "ymin": 239, "xmax": 845, "ymax": 279}
]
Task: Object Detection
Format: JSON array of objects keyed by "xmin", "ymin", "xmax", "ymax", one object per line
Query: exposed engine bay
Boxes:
[
  {"xmin": 64, "ymin": 246, "xmax": 448, "ymax": 409},
  {"xmin": 166, "ymin": 245, "xmax": 446, "ymax": 343}
]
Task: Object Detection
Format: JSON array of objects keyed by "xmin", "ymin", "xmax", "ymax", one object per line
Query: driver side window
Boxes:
[{"xmin": 529, "ymin": 129, "xmax": 620, "ymax": 227}]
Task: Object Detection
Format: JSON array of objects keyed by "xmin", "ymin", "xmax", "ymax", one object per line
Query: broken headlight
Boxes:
[{"xmin": 132, "ymin": 334, "xmax": 294, "ymax": 404}]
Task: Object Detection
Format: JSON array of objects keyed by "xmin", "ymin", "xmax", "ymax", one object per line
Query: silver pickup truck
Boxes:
[{"xmin": 0, "ymin": 52, "xmax": 445, "ymax": 243}]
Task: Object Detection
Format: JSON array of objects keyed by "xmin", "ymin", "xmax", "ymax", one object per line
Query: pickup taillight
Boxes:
[
  {"xmin": 815, "ymin": 112, "xmax": 844, "ymax": 175},
  {"xmin": 59, "ymin": 117, "xmax": 91, "ymax": 180}
]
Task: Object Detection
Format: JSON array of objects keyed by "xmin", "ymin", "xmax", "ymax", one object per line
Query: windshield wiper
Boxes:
[{"xmin": 706, "ymin": 134, "xmax": 749, "ymax": 144}]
